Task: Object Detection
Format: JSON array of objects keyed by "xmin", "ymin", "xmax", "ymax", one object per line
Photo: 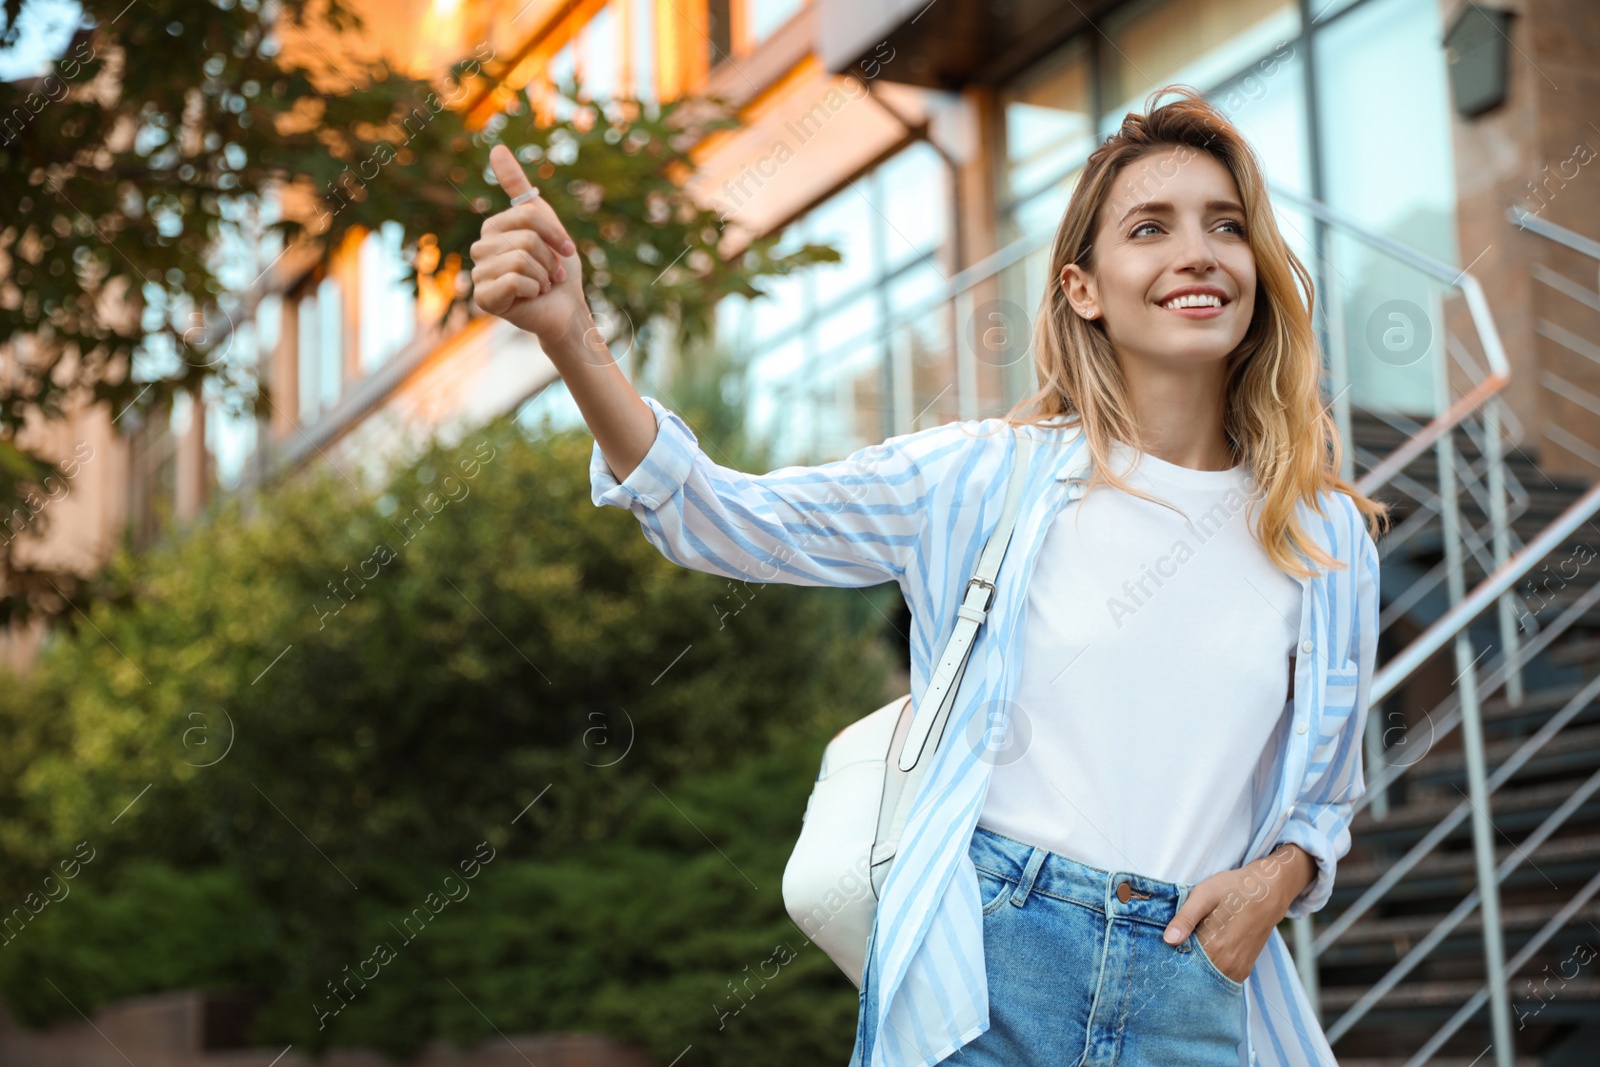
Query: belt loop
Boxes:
[{"xmin": 1011, "ymin": 846, "xmax": 1049, "ymax": 907}]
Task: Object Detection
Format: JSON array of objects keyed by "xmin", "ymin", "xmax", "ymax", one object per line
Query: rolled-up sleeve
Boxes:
[
  {"xmin": 590, "ymin": 395, "xmax": 700, "ymax": 512},
  {"xmin": 590, "ymin": 394, "xmax": 973, "ymax": 588},
  {"xmin": 1279, "ymin": 517, "xmax": 1381, "ymax": 919}
]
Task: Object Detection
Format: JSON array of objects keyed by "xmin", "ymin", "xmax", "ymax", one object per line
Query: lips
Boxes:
[{"xmin": 1157, "ymin": 285, "xmax": 1230, "ymax": 311}]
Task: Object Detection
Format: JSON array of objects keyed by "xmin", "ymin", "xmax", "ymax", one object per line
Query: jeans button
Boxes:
[{"xmin": 1116, "ymin": 881, "xmax": 1132, "ymax": 903}]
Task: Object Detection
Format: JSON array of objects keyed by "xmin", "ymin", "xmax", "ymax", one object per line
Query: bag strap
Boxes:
[{"xmin": 895, "ymin": 431, "xmax": 1037, "ymax": 773}]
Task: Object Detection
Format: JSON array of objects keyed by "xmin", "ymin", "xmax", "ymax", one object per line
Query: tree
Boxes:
[
  {"xmin": 0, "ymin": 405, "xmax": 904, "ymax": 1062},
  {"xmin": 0, "ymin": 0, "xmax": 839, "ymax": 621}
]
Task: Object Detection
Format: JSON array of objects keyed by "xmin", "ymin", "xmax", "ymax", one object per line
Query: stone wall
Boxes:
[{"xmin": 0, "ymin": 990, "xmax": 658, "ymax": 1067}]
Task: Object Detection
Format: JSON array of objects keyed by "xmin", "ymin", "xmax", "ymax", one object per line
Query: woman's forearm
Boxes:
[
  {"xmin": 1254, "ymin": 841, "xmax": 1317, "ymax": 920},
  {"xmin": 543, "ymin": 306, "xmax": 658, "ymax": 485}
]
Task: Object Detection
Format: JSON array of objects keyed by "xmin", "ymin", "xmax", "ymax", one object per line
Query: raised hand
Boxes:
[{"xmin": 469, "ymin": 144, "xmax": 587, "ymax": 347}]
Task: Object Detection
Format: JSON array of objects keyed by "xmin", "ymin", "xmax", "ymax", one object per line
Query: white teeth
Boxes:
[{"xmin": 1161, "ymin": 293, "xmax": 1224, "ymax": 309}]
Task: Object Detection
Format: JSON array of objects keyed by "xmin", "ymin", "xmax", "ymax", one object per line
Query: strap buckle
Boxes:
[{"xmin": 966, "ymin": 576, "xmax": 996, "ymax": 612}]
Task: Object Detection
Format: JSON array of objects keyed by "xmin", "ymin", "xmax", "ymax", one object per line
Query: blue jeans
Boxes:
[{"xmin": 851, "ymin": 825, "xmax": 1245, "ymax": 1066}]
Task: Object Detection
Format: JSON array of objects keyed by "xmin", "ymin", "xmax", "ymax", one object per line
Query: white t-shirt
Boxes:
[{"xmin": 975, "ymin": 436, "xmax": 1303, "ymax": 886}]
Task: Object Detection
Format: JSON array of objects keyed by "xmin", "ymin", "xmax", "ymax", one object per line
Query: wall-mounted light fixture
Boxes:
[{"xmin": 1443, "ymin": 4, "xmax": 1512, "ymax": 119}]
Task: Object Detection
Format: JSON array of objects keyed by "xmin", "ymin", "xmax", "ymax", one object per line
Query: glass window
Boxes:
[
  {"xmin": 1310, "ymin": 0, "xmax": 1361, "ymax": 25},
  {"xmin": 715, "ymin": 143, "xmax": 954, "ymax": 457},
  {"xmin": 746, "ymin": 334, "xmax": 808, "ymax": 460},
  {"xmin": 359, "ymin": 221, "xmax": 416, "ymax": 373},
  {"xmin": 745, "ymin": 281, "xmax": 804, "ymax": 348},
  {"xmin": 808, "ymin": 186, "xmax": 878, "ymax": 313},
  {"xmin": 205, "ymin": 332, "xmax": 258, "ymax": 492},
  {"xmin": 815, "ymin": 291, "xmax": 879, "ymax": 358},
  {"xmin": 318, "ymin": 276, "xmax": 343, "ymax": 413},
  {"xmin": 297, "ymin": 291, "xmax": 320, "ymax": 424},
  {"xmin": 889, "ymin": 258, "xmax": 957, "ymax": 430},
  {"xmin": 815, "ymin": 334, "xmax": 883, "ymax": 450},
  {"xmin": 1008, "ymin": 177, "xmax": 1075, "ymax": 254},
  {"xmin": 1315, "ymin": 0, "xmax": 1457, "ymax": 414},
  {"xmin": 1098, "ymin": 0, "xmax": 1299, "ymax": 137},
  {"xmin": 1316, "ymin": 0, "xmax": 1454, "ymax": 248},
  {"xmin": 747, "ymin": 0, "xmax": 803, "ymax": 45},
  {"xmin": 516, "ymin": 374, "xmax": 588, "ymax": 436},
  {"xmin": 879, "ymin": 143, "xmax": 947, "ymax": 273},
  {"xmin": 1002, "ymin": 36, "xmax": 1094, "ymax": 217},
  {"xmin": 548, "ymin": 41, "xmax": 577, "ymax": 120},
  {"xmin": 1207, "ymin": 47, "xmax": 1314, "ymax": 278},
  {"xmin": 630, "ymin": 0, "xmax": 655, "ymax": 103},
  {"xmin": 256, "ymin": 293, "xmax": 282, "ymax": 360},
  {"xmin": 580, "ymin": 3, "xmax": 618, "ymax": 101},
  {"xmin": 887, "ymin": 256, "xmax": 947, "ymax": 324}
]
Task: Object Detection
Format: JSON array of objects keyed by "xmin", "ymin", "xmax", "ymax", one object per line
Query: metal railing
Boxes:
[
  {"xmin": 1289, "ymin": 203, "xmax": 1600, "ymax": 1067},
  {"xmin": 1513, "ymin": 204, "xmax": 1600, "ymax": 480}
]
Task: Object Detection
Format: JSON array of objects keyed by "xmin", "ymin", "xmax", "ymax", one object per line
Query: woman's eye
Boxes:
[{"xmin": 1131, "ymin": 219, "xmax": 1246, "ymax": 238}]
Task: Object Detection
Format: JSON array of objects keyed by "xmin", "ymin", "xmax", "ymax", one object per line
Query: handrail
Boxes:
[
  {"xmin": 805, "ymin": 226, "xmax": 1055, "ymax": 430},
  {"xmin": 1331, "ymin": 746, "xmax": 1600, "ymax": 1050},
  {"xmin": 1354, "ymin": 568, "xmax": 1597, "ymax": 820},
  {"xmin": 1327, "ymin": 582, "xmax": 1600, "ymax": 946},
  {"xmin": 1369, "ymin": 477, "xmax": 1600, "ymax": 705},
  {"xmin": 1406, "ymin": 859, "xmax": 1600, "ymax": 1066},
  {"xmin": 1264, "ymin": 184, "xmax": 1533, "ymax": 1066},
  {"xmin": 1515, "ymin": 205, "xmax": 1600, "ymax": 483},
  {"xmin": 1295, "ymin": 204, "xmax": 1600, "ymax": 1065},
  {"xmin": 1508, "ymin": 204, "xmax": 1600, "ymax": 261}
]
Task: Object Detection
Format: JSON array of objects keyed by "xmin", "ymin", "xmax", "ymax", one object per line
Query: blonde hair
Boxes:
[{"xmin": 1000, "ymin": 84, "xmax": 1389, "ymax": 579}]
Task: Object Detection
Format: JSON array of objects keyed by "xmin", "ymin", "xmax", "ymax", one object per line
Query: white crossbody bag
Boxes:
[{"xmin": 781, "ymin": 434, "xmax": 1038, "ymax": 988}]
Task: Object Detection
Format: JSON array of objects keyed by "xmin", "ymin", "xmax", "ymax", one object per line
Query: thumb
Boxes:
[
  {"xmin": 1163, "ymin": 885, "xmax": 1214, "ymax": 945},
  {"xmin": 489, "ymin": 143, "xmax": 535, "ymax": 202}
]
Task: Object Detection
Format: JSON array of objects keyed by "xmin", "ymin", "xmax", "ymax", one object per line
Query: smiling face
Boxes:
[{"xmin": 1060, "ymin": 146, "xmax": 1257, "ymax": 375}]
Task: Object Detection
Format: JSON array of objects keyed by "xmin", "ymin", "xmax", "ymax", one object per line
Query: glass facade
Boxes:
[
  {"xmin": 996, "ymin": 0, "xmax": 1457, "ymax": 418},
  {"xmin": 182, "ymin": 0, "xmax": 1459, "ymax": 512},
  {"xmin": 715, "ymin": 141, "xmax": 950, "ymax": 465},
  {"xmin": 714, "ymin": 0, "xmax": 1461, "ymax": 467}
]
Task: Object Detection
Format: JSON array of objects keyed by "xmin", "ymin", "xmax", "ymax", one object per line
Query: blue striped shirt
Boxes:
[{"xmin": 591, "ymin": 395, "xmax": 1380, "ymax": 1067}]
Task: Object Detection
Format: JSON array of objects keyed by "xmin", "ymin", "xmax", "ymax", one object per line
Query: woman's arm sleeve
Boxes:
[
  {"xmin": 590, "ymin": 394, "xmax": 969, "ymax": 588},
  {"xmin": 1278, "ymin": 518, "xmax": 1381, "ymax": 920}
]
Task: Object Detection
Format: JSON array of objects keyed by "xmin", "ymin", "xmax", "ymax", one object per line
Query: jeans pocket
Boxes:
[
  {"xmin": 976, "ymin": 865, "xmax": 1016, "ymax": 915},
  {"xmin": 1189, "ymin": 930, "xmax": 1245, "ymax": 994}
]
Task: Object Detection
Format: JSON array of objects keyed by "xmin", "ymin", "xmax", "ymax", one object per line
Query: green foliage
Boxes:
[
  {"xmin": 0, "ymin": 414, "xmax": 900, "ymax": 1063},
  {"xmin": 0, "ymin": 862, "xmax": 279, "ymax": 1024}
]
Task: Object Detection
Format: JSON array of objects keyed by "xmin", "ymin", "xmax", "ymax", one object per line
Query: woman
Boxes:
[{"xmin": 469, "ymin": 85, "xmax": 1387, "ymax": 1067}]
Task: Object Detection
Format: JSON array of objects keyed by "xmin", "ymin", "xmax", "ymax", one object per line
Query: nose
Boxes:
[{"xmin": 1173, "ymin": 221, "xmax": 1219, "ymax": 272}]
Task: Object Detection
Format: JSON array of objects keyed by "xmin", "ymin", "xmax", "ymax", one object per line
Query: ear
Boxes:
[{"xmin": 1059, "ymin": 261, "xmax": 1101, "ymax": 321}]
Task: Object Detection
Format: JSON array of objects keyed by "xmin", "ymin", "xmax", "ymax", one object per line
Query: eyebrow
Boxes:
[{"xmin": 1117, "ymin": 199, "xmax": 1246, "ymax": 224}]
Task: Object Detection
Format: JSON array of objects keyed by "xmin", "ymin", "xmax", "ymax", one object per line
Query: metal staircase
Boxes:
[{"xmin": 1279, "ymin": 196, "xmax": 1600, "ymax": 1065}]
